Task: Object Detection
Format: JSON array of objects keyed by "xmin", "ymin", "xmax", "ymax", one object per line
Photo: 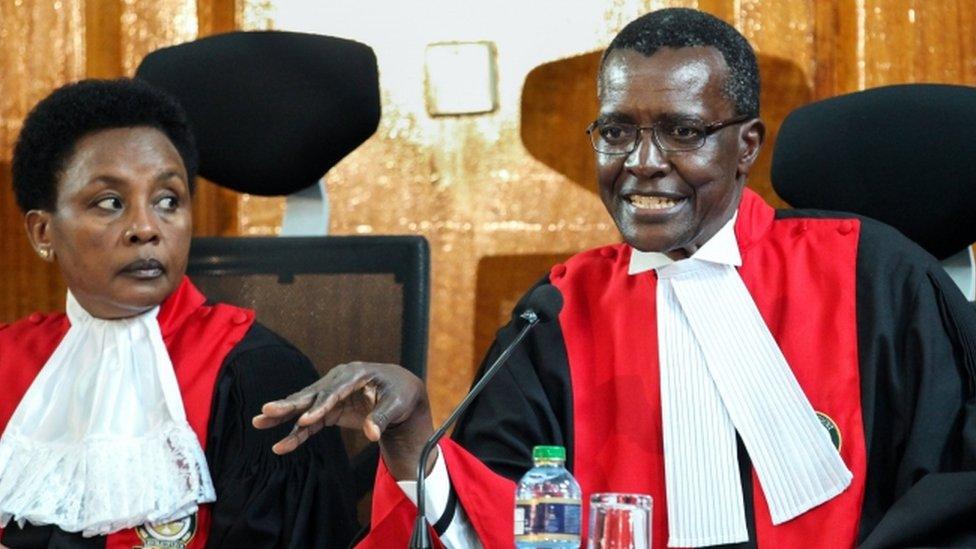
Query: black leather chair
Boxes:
[
  {"xmin": 771, "ymin": 83, "xmax": 976, "ymax": 263},
  {"xmin": 772, "ymin": 84, "xmax": 976, "ymax": 304}
]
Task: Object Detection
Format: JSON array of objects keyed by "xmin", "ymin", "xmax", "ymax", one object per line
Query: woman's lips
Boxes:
[{"xmin": 120, "ymin": 258, "xmax": 165, "ymax": 279}]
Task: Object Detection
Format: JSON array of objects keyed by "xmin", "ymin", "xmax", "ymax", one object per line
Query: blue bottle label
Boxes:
[{"xmin": 514, "ymin": 498, "xmax": 581, "ymax": 542}]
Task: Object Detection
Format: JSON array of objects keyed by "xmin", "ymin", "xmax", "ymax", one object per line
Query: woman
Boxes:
[{"xmin": 0, "ymin": 79, "xmax": 356, "ymax": 548}]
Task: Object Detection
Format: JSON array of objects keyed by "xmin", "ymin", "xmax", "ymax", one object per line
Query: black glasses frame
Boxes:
[{"xmin": 586, "ymin": 114, "xmax": 752, "ymax": 155}]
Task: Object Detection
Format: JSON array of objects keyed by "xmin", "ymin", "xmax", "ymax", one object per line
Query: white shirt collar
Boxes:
[{"xmin": 628, "ymin": 213, "xmax": 741, "ymax": 275}]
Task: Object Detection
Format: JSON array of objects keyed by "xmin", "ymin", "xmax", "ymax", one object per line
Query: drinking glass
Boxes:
[{"xmin": 587, "ymin": 493, "xmax": 652, "ymax": 549}]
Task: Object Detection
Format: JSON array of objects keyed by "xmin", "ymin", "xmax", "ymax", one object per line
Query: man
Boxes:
[{"xmin": 255, "ymin": 8, "xmax": 976, "ymax": 548}]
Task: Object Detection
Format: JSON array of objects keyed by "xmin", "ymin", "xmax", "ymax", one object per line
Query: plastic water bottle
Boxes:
[{"xmin": 514, "ymin": 445, "xmax": 582, "ymax": 548}]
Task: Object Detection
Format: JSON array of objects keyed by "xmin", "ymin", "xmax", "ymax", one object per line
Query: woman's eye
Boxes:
[
  {"xmin": 156, "ymin": 196, "xmax": 179, "ymax": 210},
  {"xmin": 95, "ymin": 197, "xmax": 123, "ymax": 211}
]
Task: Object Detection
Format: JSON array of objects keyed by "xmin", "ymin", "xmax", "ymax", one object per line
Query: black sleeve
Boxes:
[
  {"xmin": 205, "ymin": 323, "xmax": 358, "ymax": 549},
  {"xmin": 451, "ymin": 277, "xmax": 575, "ymax": 481},
  {"xmin": 0, "ymin": 524, "xmax": 104, "ymax": 549},
  {"xmin": 853, "ymin": 219, "xmax": 976, "ymax": 548}
]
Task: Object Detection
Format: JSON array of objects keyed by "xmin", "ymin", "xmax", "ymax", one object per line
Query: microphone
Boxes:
[{"xmin": 408, "ymin": 284, "xmax": 564, "ymax": 548}]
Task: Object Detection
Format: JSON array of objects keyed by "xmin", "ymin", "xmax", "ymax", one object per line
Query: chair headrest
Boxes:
[
  {"xmin": 136, "ymin": 31, "xmax": 380, "ymax": 196},
  {"xmin": 771, "ymin": 84, "xmax": 976, "ymax": 259}
]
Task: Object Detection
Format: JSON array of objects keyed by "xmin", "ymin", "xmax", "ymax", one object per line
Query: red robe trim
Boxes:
[
  {"xmin": 361, "ymin": 189, "xmax": 867, "ymax": 548},
  {"xmin": 0, "ymin": 277, "xmax": 255, "ymax": 549},
  {"xmin": 363, "ymin": 440, "xmax": 514, "ymax": 549},
  {"xmin": 557, "ymin": 188, "xmax": 866, "ymax": 548}
]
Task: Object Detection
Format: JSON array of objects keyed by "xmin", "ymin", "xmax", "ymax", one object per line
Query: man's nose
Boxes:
[
  {"xmin": 124, "ymin": 205, "xmax": 161, "ymax": 244},
  {"xmin": 625, "ymin": 129, "xmax": 670, "ymax": 177}
]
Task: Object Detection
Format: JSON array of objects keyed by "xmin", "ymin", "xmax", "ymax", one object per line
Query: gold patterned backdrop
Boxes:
[{"xmin": 1, "ymin": 0, "xmax": 975, "ymax": 424}]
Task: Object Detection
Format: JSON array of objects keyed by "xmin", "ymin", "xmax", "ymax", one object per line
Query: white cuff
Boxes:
[
  {"xmin": 394, "ymin": 445, "xmax": 482, "ymax": 548},
  {"xmin": 396, "ymin": 446, "xmax": 452, "ymax": 524}
]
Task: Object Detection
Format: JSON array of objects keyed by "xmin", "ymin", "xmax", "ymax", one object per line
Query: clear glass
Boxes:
[{"xmin": 587, "ymin": 493, "xmax": 652, "ymax": 549}]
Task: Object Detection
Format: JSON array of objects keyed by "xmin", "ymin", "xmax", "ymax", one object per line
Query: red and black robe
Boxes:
[
  {"xmin": 0, "ymin": 278, "xmax": 357, "ymax": 549},
  {"xmin": 363, "ymin": 189, "xmax": 976, "ymax": 548}
]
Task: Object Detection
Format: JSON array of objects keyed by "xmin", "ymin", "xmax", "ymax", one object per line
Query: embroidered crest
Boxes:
[
  {"xmin": 135, "ymin": 513, "xmax": 197, "ymax": 549},
  {"xmin": 816, "ymin": 411, "xmax": 842, "ymax": 451}
]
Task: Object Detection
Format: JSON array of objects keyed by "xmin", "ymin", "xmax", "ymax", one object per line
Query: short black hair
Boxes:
[
  {"xmin": 12, "ymin": 78, "xmax": 198, "ymax": 212},
  {"xmin": 601, "ymin": 8, "xmax": 760, "ymax": 118}
]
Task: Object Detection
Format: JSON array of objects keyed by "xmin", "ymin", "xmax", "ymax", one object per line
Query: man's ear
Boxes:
[
  {"xmin": 737, "ymin": 118, "xmax": 765, "ymax": 177},
  {"xmin": 25, "ymin": 210, "xmax": 55, "ymax": 262}
]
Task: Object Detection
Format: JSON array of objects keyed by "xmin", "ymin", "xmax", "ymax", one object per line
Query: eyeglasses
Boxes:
[{"xmin": 586, "ymin": 114, "xmax": 751, "ymax": 155}]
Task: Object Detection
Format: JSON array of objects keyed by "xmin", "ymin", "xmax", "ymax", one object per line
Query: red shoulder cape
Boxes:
[{"xmin": 0, "ymin": 277, "xmax": 255, "ymax": 549}]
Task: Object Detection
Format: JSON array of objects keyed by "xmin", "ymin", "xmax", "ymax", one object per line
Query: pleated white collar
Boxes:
[
  {"xmin": 629, "ymin": 213, "xmax": 742, "ymax": 272},
  {"xmin": 0, "ymin": 291, "xmax": 215, "ymax": 537},
  {"xmin": 630, "ymin": 215, "xmax": 851, "ymax": 547}
]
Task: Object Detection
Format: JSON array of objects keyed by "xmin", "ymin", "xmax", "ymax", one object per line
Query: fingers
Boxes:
[
  {"xmin": 253, "ymin": 365, "xmax": 366, "ymax": 430},
  {"xmin": 265, "ymin": 391, "xmax": 315, "ymax": 416},
  {"xmin": 257, "ymin": 362, "xmax": 423, "ymax": 450},
  {"xmin": 272, "ymin": 419, "xmax": 327, "ymax": 455},
  {"xmin": 252, "ymin": 391, "xmax": 316, "ymax": 429},
  {"xmin": 363, "ymin": 389, "xmax": 404, "ymax": 441},
  {"xmin": 295, "ymin": 376, "xmax": 372, "ymax": 427},
  {"xmin": 363, "ymin": 417, "xmax": 382, "ymax": 442}
]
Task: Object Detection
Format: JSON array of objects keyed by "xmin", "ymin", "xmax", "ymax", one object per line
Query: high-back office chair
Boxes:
[
  {"xmin": 771, "ymin": 84, "xmax": 976, "ymax": 300},
  {"xmin": 137, "ymin": 32, "xmax": 424, "ymax": 524}
]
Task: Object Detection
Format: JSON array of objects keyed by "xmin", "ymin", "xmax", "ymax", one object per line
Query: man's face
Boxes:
[
  {"xmin": 27, "ymin": 126, "xmax": 192, "ymax": 319},
  {"xmin": 596, "ymin": 46, "xmax": 762, "ymax": 257}
]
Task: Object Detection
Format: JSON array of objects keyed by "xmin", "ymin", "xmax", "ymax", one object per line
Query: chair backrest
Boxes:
[
  {"xmin": 187, "ymin": 234, "xmax": 429, "ymax": 527},
  {"xmin": 136, "ymin": 31, "xmax": 380, "ymax": 196},
  {"xmin": 771, "ymin": 83, "xmax": 976, "ymax": 261},
  {"xmin": 186, "ymin": 235, "xmax": 429, "ymax": 379}
]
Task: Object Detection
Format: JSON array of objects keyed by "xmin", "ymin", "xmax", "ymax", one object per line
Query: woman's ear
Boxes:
[
  {"xmin": 737, "ymin": 118, "xmax": 765, "ymax": 177},
  {"xmin": 25, "ymin": 210, "xmax": 55, "ymax": 262}
]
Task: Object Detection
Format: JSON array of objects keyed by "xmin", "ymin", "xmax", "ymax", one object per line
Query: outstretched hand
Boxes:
[{"xmin": 253, "ymin": 362, "xmax": 435, "ymax": 479}]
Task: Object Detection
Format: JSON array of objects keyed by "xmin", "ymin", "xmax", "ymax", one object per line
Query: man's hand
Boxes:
[{"xmin": 252, "ymin": 362, "xmax": 435, "ymax": 479}]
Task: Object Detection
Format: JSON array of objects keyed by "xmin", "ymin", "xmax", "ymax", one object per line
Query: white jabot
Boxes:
[
  {"xmin": 0, "ymin": 292, "xmax": 216, "ymax": 537},
  {"xmin": 631, "ymin": 215, "xmax": 852, "ymax": 547}
]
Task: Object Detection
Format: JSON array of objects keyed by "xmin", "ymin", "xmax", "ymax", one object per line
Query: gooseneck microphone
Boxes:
[{"xmin": 408, "ymin": 284, "xmax": 564, "ymax": 549}]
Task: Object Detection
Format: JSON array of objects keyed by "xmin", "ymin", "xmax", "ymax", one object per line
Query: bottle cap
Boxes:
[{"xmin": 532, "ymin": 445, "xmax": 566, "ymax": 461}]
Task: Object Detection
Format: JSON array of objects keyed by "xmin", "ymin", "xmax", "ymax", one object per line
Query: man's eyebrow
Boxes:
[
  {"xmin": 595, "ymin": 113, "xmax": 634, "ymax": 124},
  {"xmin": 657, "ymin": 112, "xmax": 706, "ymax": 123},
  {"xmin": 595, "ymin": 112, "xmax": 707, "ymax": 125}
]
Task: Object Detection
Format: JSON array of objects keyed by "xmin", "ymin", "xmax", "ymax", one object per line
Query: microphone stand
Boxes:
[{"xmin": 408, "ymin": 309, "xmax": 541, "ymax": 549}]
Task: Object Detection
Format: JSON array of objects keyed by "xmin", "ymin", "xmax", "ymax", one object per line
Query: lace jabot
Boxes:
[{"xmin": 0, "ymin": 291, "xmax": 215, "ymax": 537}]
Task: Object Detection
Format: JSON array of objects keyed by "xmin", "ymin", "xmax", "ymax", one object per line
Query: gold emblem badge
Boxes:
[
  {"xmin": 816, "ymin": 411, "xmax": 842, "ymax": 451},
  {"xmin": 135, "ymin": 514, "xmax": 197, "ymax": 549}
]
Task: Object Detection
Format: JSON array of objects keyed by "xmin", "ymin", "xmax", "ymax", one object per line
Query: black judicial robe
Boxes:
[
  {"xmin": 361, "ymin": 189, "xmax": 976, "ymax": 548},
  {"xmin": 0, "ymin": 278, "xmax": 357, "ymax": 549}
]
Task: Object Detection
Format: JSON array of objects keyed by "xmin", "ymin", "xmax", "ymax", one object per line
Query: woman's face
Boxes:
[{"xmin": 26, "ymin": 126, "xmax": 192, "ymax": 319}]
